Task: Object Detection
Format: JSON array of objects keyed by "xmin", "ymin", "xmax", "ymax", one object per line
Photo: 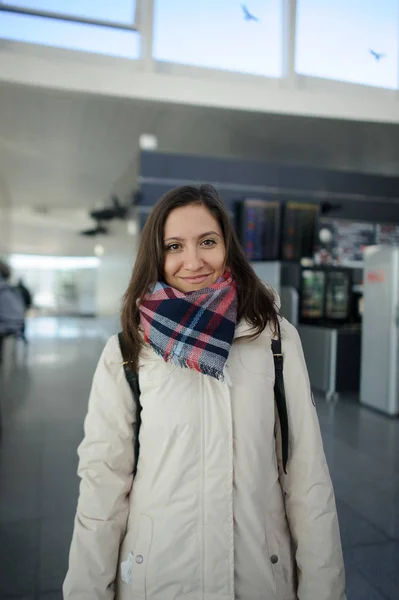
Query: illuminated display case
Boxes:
[{"xmin": 299, "ymin": 266, "xmax": 353, "ymax": 325}]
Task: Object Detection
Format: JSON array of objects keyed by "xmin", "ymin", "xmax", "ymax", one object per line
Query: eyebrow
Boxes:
[{"xmin": 164, "ymin": 231, "xmax": 221, "ymax": 243}]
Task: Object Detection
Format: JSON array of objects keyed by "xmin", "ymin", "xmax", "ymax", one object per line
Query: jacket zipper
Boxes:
[
  {"xmin": 200, "ymin": 375, "xmax": 205, "ymax": 600},
  {"xmin": 226, "ymin": 376, "xmax": 235, "ymax": 599}
]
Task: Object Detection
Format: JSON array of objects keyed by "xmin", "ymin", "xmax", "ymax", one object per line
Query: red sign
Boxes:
[{"xmin": 367, "ymin": 269, "xmax": 385, "ymax": 283}]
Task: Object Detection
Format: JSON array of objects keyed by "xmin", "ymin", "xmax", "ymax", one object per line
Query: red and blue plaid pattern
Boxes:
[{"xmin": 139, "ymin": 271, "xmax": 237, "ymax": 381}]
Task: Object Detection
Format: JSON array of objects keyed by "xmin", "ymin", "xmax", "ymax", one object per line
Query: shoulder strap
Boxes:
[
  {"xmin": 118, "ymin": 332, "xmax": 142, "ymax": 478},
  {"xmin": 271, "ymin": 321, "xmax": 289, "ymax": 474}
]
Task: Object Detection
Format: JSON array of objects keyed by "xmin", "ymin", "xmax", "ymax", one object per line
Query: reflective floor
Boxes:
[{"xmin": 0, "ymin": 318, "xmax": 398, "ymax": 600}]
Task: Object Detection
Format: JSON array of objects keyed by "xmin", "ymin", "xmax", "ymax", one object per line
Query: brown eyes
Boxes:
[
  {"xmin": 165, "ymin": 243, "xmax": 180, "ymax": 252},
  {"xmin": 165, "ymin": 239, "xmax": 217, "ymax": 252}
]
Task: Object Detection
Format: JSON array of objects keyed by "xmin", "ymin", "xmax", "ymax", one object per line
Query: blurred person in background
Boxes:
[
  {"xmin": 0, "ymin": 260, "xmax": 25, "ymax": 362},
  {"xmin": 64, "ymin": 185, "xmax": 345, "ymax": 600},
  {"xmin": 15, "ymin": 278, "xmax": 33, "ymax": 343}
]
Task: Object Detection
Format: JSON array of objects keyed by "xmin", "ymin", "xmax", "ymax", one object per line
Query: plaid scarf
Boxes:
[{"xmin": 139, "ymin": 271, "xmax": 237, "ymax": 381}]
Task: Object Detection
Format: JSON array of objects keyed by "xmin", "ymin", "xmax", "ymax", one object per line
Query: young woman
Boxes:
[{"xmin": 64, "ymin": 185, "xmax": 345, "ymax": 600}]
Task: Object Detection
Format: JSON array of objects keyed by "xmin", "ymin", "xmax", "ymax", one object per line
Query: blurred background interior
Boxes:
[{"xmin": 0, "ymin": 1, "xmax": 399, "ymax": 599}]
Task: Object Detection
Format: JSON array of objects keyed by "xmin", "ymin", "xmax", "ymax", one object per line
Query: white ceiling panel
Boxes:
[{"xmin": 0, "ymin": 80, "xmax": 399, "ymax": 219}]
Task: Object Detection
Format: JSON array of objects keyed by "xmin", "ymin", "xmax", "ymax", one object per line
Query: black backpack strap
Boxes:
[
  {"xmin": 118, "ymin": 332, "xmax": 142, "ymax": 478},
  {"xmin": 272, "ymin": 321, "xmax": 289, "ymax": 474}
]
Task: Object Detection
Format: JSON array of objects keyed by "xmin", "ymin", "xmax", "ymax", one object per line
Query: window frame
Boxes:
[
  {"xmin": 294, "ymin": 0, "xmax": 399, "ymax": 92},
  {"xmin": 1, "ymin": 0, "xmax": 397, "ymax": 100},
  {"xmin": 0, "ymin": 1, "xmax": 139, "ymax": 31},
  {"xmin": 0, "ymin": 0, "xmax": 143, "ymax": 62},
  {"xmin": 151, "ymin": 0, "xmax": 289, "ymax": 82}
]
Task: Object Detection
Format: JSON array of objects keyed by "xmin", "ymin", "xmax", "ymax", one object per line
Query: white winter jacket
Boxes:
[{"xmin": 64, "ymin": 317, "xmax": 345, "ymax": 600}]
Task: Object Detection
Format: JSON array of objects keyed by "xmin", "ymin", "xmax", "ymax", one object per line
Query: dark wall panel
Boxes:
[
  {"xmin": 140, "ymin": 151, "xmax": 399, "ymax": 198},
  {"xmin": 138, "ymin": 151, "xmax": 399, "ymax": 225}
]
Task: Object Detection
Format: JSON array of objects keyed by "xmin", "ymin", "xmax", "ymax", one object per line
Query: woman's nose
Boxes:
[{"xmin": 184, "ymin": 248, "xmax": 204, "ymax": 271}]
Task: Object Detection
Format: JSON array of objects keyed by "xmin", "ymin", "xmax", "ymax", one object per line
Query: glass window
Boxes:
[
  {"xmin": 296, "ymin": 0, "xmax": 399, "ymax": 89},
  {"xmin": 1, "ymin": 1, "xmax": 137, "ymax": 26},
  {"xmin": 153, "ymin": 0, "xmax": 284, "ymax": 78},
  {"xmin": 0, "ymin": 11, "xmax": 140, "ymax": 58},
  {"xmin": 10, "ymin": 254, "xmax": 100, "ymax": 269}
]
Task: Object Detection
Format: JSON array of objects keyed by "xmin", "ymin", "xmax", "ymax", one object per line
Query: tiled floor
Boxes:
[{"xmin": 0, "ymin": 317, "xmax": 398, "ymax": 600}]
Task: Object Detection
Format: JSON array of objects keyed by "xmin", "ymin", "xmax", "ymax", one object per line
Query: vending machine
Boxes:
[
  {"xmin": 298, "ymin": 267, "xmax": 353, "ymax": 326},
  {"xmin": 360, "ymin": 246, "xmax": 399, "ymax": 416}
]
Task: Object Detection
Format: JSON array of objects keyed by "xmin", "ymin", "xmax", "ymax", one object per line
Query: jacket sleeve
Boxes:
[
  {"xmin": 276, "ymin": 319, "xmax": 346, "ymax": 600},
  {"xmin": 63, "ymin": 336, "xmax": 137, "ymax": 600}
]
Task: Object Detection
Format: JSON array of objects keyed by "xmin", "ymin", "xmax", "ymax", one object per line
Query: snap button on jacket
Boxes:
[{"xmin": 64, "ymin": 318, "xmax": 345, "ymax": 600}]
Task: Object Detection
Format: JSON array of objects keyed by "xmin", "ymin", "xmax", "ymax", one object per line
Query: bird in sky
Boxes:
[
  {"xmin": 369, "ymin": 49, "xmax": 386, "ymax": 61},
  {"xmin": 241, "ymin": 4, "xmax": 259, "ymax": 22}
]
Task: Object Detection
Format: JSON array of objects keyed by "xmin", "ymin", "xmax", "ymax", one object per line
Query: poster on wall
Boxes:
[
  {"xmin": 375, "ymin": 224, "xmax": 399, "ymax": 246},
  {"xmin": 316, "ymin": 218, "xmax": 376, "ymax": 264},
  {"xmin": 333, "ymin": 220, "xmax": 376, "ymax": 263}
]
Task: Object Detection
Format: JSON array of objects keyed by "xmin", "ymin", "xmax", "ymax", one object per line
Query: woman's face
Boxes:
[{"xmin": 163, "ymin": 204, "xmax": 226, "ymax": 293}]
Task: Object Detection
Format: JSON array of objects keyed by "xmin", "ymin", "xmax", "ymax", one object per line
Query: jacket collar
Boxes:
[
  {"xmin": 234, "ymin": 319, "xmax": 256, "ymax": 339},
  {"xmin": 234, "ymin": 318, "xmax": 280, "ymax": 341},
  {"xmin": 234, "ymin": 288, "xmax": 280, "ymax": 340}
]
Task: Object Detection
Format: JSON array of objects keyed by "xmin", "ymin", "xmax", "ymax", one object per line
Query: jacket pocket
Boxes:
[
  {"xmin": 132, "ymin": 514, "xmax": 153, "ymax": 600},
  {"xmin": 120, "ymin": 514, "xmax": 153, "ymax": 600},
  {"xmin": 264, "ymin": 523, "xmax": 297, "ymax": 600}
]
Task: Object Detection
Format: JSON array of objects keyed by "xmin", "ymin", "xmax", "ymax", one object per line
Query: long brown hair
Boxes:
[{"xmin": 121, "ymin": 184, "xmax": 278, "ymax": 369}]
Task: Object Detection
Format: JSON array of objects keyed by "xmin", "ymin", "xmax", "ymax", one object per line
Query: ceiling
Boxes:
[{"xmin": 0, "ymin": 80, "xmax": 399, "ymax": 254}]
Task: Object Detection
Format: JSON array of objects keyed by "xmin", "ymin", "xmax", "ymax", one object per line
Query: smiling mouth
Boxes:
[{"xmin": 181, "ymin": 274, "xmax": 212, "ymax": 283}]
